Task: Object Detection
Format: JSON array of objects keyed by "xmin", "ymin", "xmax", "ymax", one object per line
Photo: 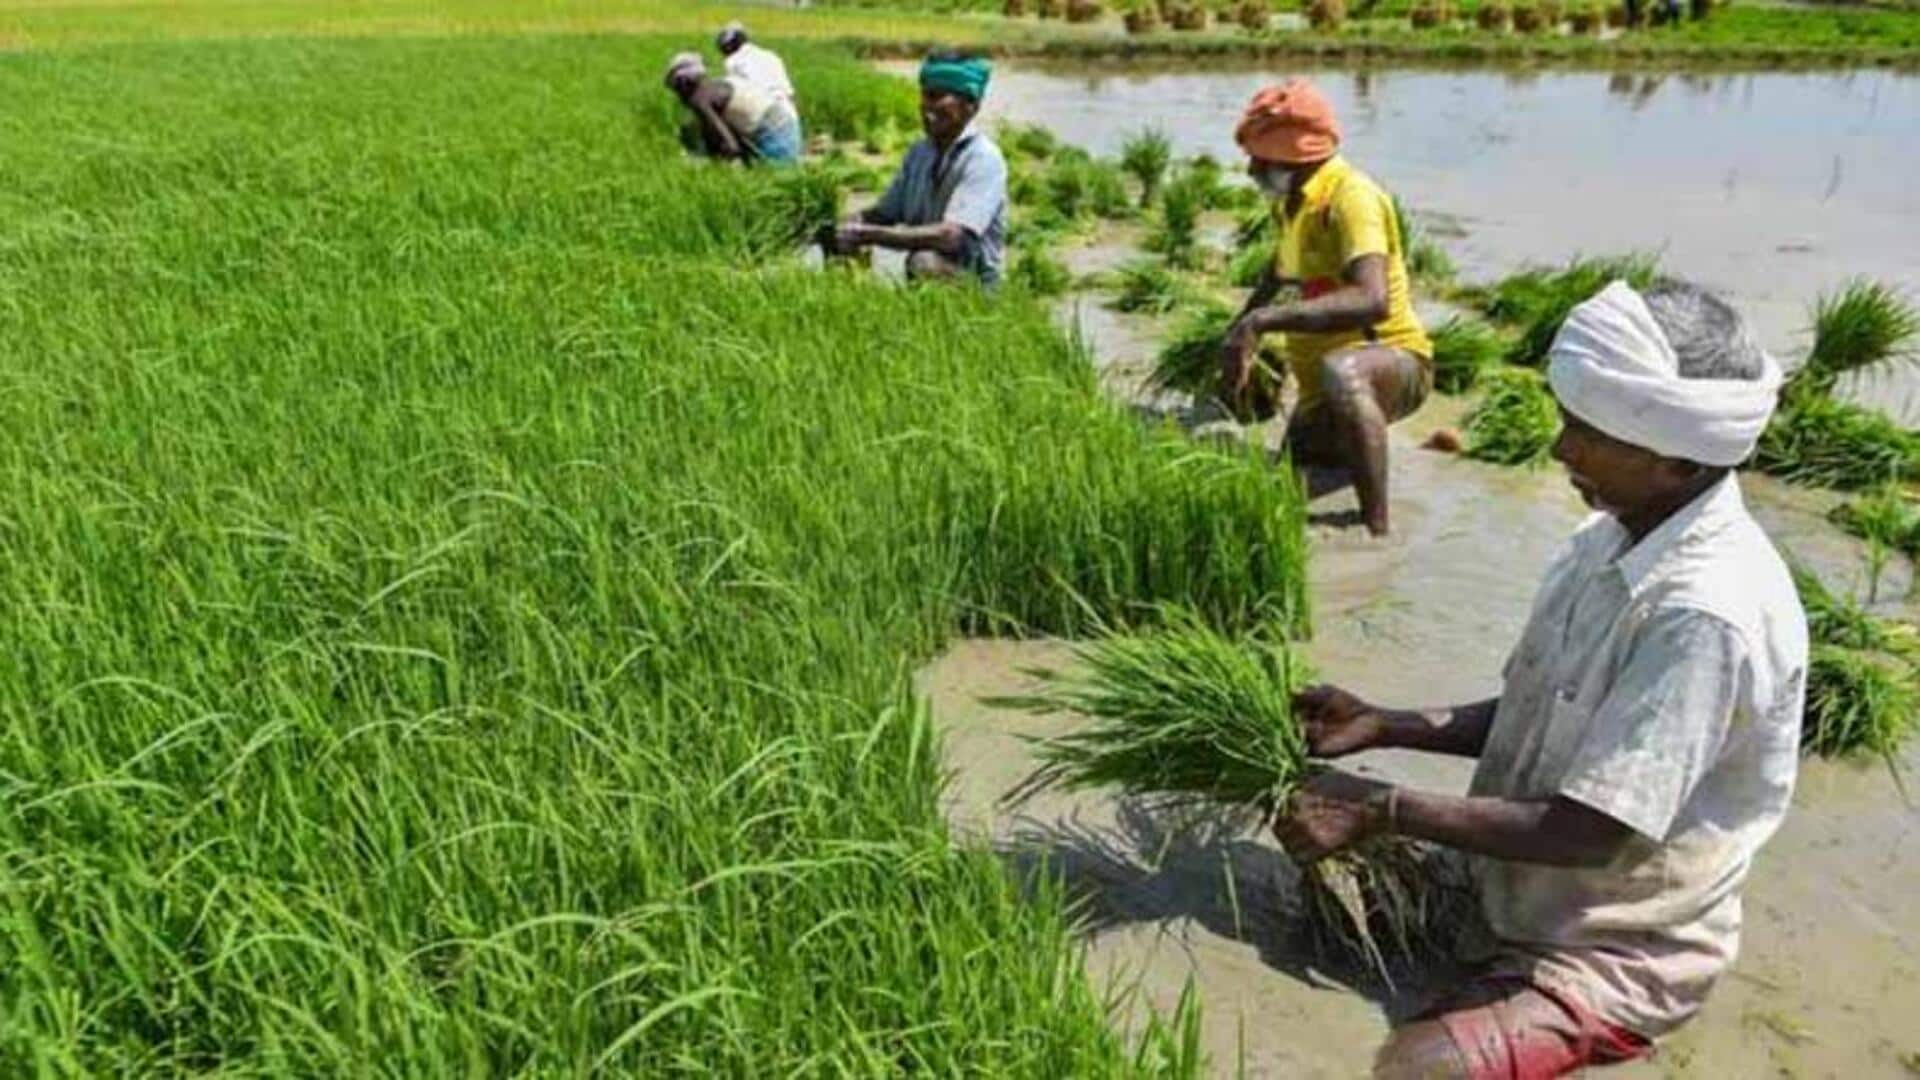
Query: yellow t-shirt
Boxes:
[{"xmin": 1271, "ymin": 155, "xmax": 1431, "ymax": 406}]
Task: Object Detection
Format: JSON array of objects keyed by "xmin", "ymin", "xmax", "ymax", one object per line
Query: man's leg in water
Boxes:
[
  {"xmin": 1283, "ymin": 344, "xmax": 1428, "ymax": 536},
  {"xmin": 1373, "ymin": 973, "xmax": 1648, "ymax": 1079}
]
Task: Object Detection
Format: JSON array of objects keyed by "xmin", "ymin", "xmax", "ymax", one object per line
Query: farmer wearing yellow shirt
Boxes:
[{"xmin": 1223, "ymin": 79, "xmax": 1432, "ymax": 537}]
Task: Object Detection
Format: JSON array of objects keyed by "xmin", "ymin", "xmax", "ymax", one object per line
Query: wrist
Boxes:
[{"xmin": 1366, "ymin": 784, "xmax": 1400, "ymax": 838}]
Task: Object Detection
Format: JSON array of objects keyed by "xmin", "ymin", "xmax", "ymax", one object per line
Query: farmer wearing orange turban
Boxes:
[{"xmin": 1222, "ymin": 78, "xmax": 1431, "ymax": 536}]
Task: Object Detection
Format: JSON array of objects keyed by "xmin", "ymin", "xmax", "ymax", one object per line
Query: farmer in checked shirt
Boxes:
[
  {"xmin": 1275, "ymin": 280, "xmax": 1809, "ymax": 1078},
  {"xmin": 824, "ymin": 52, "xmax": 1007, "ymax": 287}
]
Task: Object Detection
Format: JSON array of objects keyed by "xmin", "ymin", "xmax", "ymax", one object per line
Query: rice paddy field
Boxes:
[{"xmin": 0, "ymin": 26, "xmax": 1327, "ymax": 1074}]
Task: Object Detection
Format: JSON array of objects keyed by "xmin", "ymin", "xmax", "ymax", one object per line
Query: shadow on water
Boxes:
[{"xmin": 993, "ymin": 795, "xmax": 1447, "ymax": 1018}]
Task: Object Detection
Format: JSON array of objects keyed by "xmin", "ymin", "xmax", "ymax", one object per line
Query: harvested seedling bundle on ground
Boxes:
[
  {"xmin": 1483, "ymin": 254, "xmax": 1658, "ymax": 367},
  {"xmin": 1757, "ymin": 280, "xmax": 1920, "ymax": 491},
  {"xmin": 1792, "ymin": 566, "xmax": 1920, "ymax": 762},
  {"xmin": 994, "ymin": 613, "xmax": 1476, "ymax": 979},
  {"xmin": 1463, "ymin": 367, "xmax": 1561, "ymax": 465},
  {"xmin": 1147, "ymin": 304, "xmax": 1284, "ymax": 419},
  {"xmin": 1429, "ymin": 315, "xmax": 1506, "ymax": 395}
]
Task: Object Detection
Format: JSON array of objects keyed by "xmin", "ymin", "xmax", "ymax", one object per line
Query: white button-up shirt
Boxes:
[
  {"xmin": 724, "ymin": 43, "xmax": 794, "ymax": 106},
  {"xmin": 1470, "ymin": 475, "xmax": 1808, "ymax": 1036}
]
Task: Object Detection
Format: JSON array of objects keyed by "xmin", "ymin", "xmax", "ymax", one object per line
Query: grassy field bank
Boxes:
[
  {"xmin": 5, "ymin": 0, "xmax": 1919, "ymax": 65},
  {"xmin": 0, "ymin": 35, "xmax": 1308, "ymax": 1072}
]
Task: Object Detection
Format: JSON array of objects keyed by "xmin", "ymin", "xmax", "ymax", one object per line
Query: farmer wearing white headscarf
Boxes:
[
  {"xmin": 663, "ymin": 49, "xmax": 802, "ymax": 165},
  {"xmin": 716, "ymin": 22, "xmax": 796, "ymax": 109},
  {"xmin": 1273, "ymin": 280, "xmax": 1808, "ymax": 1077}
]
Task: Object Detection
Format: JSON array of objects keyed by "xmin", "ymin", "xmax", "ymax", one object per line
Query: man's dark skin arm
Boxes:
[
  {"xmin": 837, "ymin": 216, "xmax": 970, "ymax": 258},
  {"xmin": 1222, "ymin": 255, "xmax": 1390, "ymax": 391},
  {"xmin": 687, "ymin": 82, "xmax": 747, "ymax": 160},
  {"xmin": 1278, "ymin": 684, "xmax": 1636, "ymax": 870}
]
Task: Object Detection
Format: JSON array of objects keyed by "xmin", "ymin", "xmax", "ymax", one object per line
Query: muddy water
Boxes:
[{"xmin": 973, "ymin": 61, "xmax": 1920, "ymax": 419}]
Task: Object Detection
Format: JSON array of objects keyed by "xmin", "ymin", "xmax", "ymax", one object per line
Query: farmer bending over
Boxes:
[
  {"xmin": 1274, "ymin": 280, "xmax": 1807, "ymax": 1078},
  {"xmin": 717, "ymin": 22, "xmax": 796, "ymax": 111},
  {"xmin": 664, "ymin": 51, "xmax": 802, "ymax": 166},
  {"xmin": 1225, "ymin": 79, "xmax": 1432, "ymax": 536},
  {"xmin": 825, "ymin": 52, "xmax": 1007, "ymax": 286}
]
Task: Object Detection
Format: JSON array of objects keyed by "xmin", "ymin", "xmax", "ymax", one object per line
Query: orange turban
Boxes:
[{"xmin": 1234, "ymin": 79, "xmax": 1341, "ymax": 165}]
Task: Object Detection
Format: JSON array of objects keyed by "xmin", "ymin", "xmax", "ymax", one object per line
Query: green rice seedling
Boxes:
[
  {"xmin": 1393, "ymin": 196, "xmax": 1455, "ymax": 285},
  {"xmin": 1010, "ymin": 244, "xmax": 1074, "ymax": 297},
  {"xmin": 1829, "ymin": 488, "xmax": 1920, "ymax": 563},
  {"xmin": 1785, "ymin": 279, "xmax": 1919, "ymax": 402},
  {"xmin": 1754, "ymin": 394, "xmax": 1920, "ymax": 491},
  {"xmin": 1180, "ymin": 153, "xmax": 1233, "ymax": 210},
  {"xmin": 993, "ymin": 613, "xmax": 1475, "ymax": 979},
  {"xmin": 1484, "ymin": 254, "xmax": 1659, "ymax": 366},
  {"xmin": 1229, "ymin": 237, "xmax": 1277, "ymax": 288},
  {"xmin": 1429, "ymin": 315, "xmax": 1506, "ymax": 395},
  {"xmin": 1791, "ymin": 566, "xmax": 1919, "ymax": 761},
  {"xmin": 1111, "ymin": 259, "xmax": 1196, "ymax": 314},
  {"xmin": 1464, "ymin": 368, "xmax": 1562, "ymax": 465},
  {"xmin": 1145, "ymin": 304, "xmax": 1284, "ymax": 420},
  {"xmin": 1803, "ymin": 645, "xmax": 1919, "ymax": 761},
  {"xmin": 1042, "ymin": 156, "xmax": 1134, "ymax": 224},
  {"xmin": 1120, "ymin": 127, "xmax": 1174, "ymax": 207},
  {"xmin": 1149, "ymin": 174, "xmax": 1204, "ymax": 269},
  {"xmin": 1000, "ymin": 121, "xmax": 1061, "ymax": 163}
]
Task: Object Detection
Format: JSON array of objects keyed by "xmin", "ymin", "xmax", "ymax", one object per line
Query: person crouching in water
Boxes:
[
  {"xmin": 663, "ymin": 51, "xmax": 801, "ymax": 166},
  {"xmin": 1225, "ymin": 78, "xmax": 1432, "ymax": 537},
  {"xmin": 1275, "ymin": 280, "xmax": 1807, "ymax": 1078},
  {"xmin": 823, "ymin": 52, "xmax": 1008, "ymax": 286}
]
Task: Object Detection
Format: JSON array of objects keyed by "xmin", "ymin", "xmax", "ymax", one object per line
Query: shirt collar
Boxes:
[
  {"xmin": 1296, "ymin": 154, "xmax": 1351, "ymax": 209},
  {"xmin": 1609, "ymin": 473, "xmax": 1746, "ymax": 595}
]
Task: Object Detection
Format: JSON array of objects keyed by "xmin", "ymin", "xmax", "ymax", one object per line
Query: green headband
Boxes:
[{"xmin": 919, "ymin": 55, "xmax": 991, "ymax": 103}]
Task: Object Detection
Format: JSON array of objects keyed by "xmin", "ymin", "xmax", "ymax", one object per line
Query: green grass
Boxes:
[
  {"xmin": 1463, "ymin": 368, "xmax": 1561, "ymax": 465},
  {"xmin": 0, "ymin": 32, "xmax": 1316, "ymax": 1073}
]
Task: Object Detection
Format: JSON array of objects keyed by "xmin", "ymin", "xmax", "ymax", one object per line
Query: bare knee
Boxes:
[
  {"xmin": 1374, "ymin": 1018, "xmax": 1468, "ymax": 1080},
  {"xmin": 906, "ymin": 250, "xmax": 960, "ymax": 281},
  {"xmin": 1318, "ymin": 354, "xmax": 1373, "ymax": 414}
]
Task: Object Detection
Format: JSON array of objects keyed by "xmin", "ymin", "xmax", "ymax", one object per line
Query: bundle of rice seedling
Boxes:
[
  {"xmin": 1309, "ymin": 0, "xmax": 1348, "ymax": 26},
  {"xmin": 1829, "ymin": 488, "xmax": 1920, "ymax": 563},
  {"xmin": 993, "ymin": 613, "xmax": 1474, "ymax": 977},
  {"xmin": 1393, "ymin": 197, "xmax": 1456, "ymax": 285},
  {"xmin": 1236, "ymin": 0, "xmax": 1271, "ymax": 30},
  {"xmin": 1792, "ymin": 566, "xmax": 1920, "ymax": 761},
  {"xmin": 1463, "ymin": 368, "xmax": 1560, "ymax": 465},
  {"xmin": 1169, "ymin": 3, "xmax": 1209, "ymax": 28},
  {"xmin": 1147, "ymin": 304, "xmax": 1285, "ymax": 419},
  {"xmin": 1476, "ymin": 1, "xmax": 1511, "ymax": 28},
  {"xmin": 1149, "ymin": 175, "xmax": 1204, "ymax": 269},
  {"xmin": 1120, "ymin": 128, "xmax": 1173, "ymax": 207},
  {"xmin": 1010, "ymin": 245, "xmax": 1073, "ymax": 297},
  {"xmin": 1511, "ymin": 3, "xmax": 1545, "ymax": 32},
  {"xmin": 1110, "ymin": 259, "xmax": 1195, "ymax": 314},
  {"xmin": 1181, "ymin": 154, "xmax": 1233, "ymax": 210},
  {"xmin": 1568, "ymin": 3, "xmax": 1603, "ymax": 32},
  {"xmin": 1229, "ymin": 237, "xmax": 1276, "ymax": 288},
  {"xmin": 1430, "ymin": 316, "xmax": 1505, "ymax": 395},
  {"xmin": 1005, "ymin": 0, "xmax": 1029, "ymax": 16},
  {"xmin": 1754, "ymin": 394, "xmax": 1920, "ymax": 491},
  {"xmin": 764, "ymin": 165, "xmax": 845, "ymax": 250},
  {"xmin": 1123, "ymin": 0, "xmax": 1162, "ymax": 31},
  {"xmin": 1785, "ymin": 280, "xmax": 1918, "ymax": 403},
  {"xmin": 1484, "ymin": 255, "xmax": 1659, "ymax": 366}
]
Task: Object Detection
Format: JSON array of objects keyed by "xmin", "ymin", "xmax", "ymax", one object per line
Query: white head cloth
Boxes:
[
  {"xmin": 664, "ymin": 51, "xmax": 706, "ymax": 88},
  {"xmin": 1546, "ymin": 281, "xmax": 1781, "ymax": 466}
]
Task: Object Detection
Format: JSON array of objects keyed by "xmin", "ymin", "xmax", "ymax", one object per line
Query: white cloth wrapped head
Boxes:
[
  {"xmin": 664, "ymin": 51, "xmax": 706, "ymax": 90},
  {"xmin": 717, "ymin": 21, "xmax": 747, "ymax": 51},
  {"xmin": 1547, "ymin": 281, "xmax": 1782, "ymax": 467}
]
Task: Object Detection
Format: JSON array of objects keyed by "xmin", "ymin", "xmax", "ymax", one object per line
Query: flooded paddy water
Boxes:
[{"xmin": 907, "ymin": 56, "xmax": 1920, "ymax": 1078}]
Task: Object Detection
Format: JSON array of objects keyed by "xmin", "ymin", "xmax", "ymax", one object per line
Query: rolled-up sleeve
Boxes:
[
  {"xmin": 1558, "ymin": 608, "xmax": 1748, "ymax": 842},
  {"xmin": 942, "ymin": 149, "xmax": 1006, "ymax": 239}
]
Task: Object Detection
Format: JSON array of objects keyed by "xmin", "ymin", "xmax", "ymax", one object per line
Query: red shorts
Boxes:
[{"xmin": 1375, "ymin": 973, "xmax": 1650, "ymax": 1079}]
